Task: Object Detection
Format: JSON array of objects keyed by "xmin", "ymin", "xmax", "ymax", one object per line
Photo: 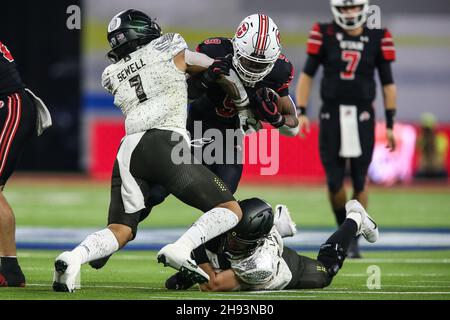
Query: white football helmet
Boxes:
[
  {"xmin": 232, "ymin": 14, "xmax": 282, "ymax": 87},
  {"xmin": 330, "ymin": 0, "xmax": 370, "ymax": 30}
]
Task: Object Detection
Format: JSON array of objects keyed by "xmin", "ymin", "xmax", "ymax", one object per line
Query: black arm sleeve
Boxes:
[
  {"xmin": 302, "ymin": 55, "xmax": 321, "ymax": 77},
  {"xmin": 377, "ymin": 61, "xmax": 394, "ymax": 86}
]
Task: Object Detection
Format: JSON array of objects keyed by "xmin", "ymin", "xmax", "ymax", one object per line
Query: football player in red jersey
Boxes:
[
  {"xmin": 0, "ymin": 41, "xmax": 52, "ymax": 287},
  {"xmin": 295, "ymin": 0, "xmax": 397, "ymax": 257}
]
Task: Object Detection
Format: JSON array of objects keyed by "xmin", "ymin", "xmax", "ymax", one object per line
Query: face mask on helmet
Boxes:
[
  {"xmin": 222, "ymin": 197, "xmax": 275, "ymax": 259},
  {"xmin": 223, "ymin": 232, "xmax": 264, "ymax": 260},
  {"xmin": 331, "ymin": 0, "xmax": 369, "ymax": 30},
  {"xmin": 232, "ymin": 14, "xmax": 282, "ymax": 86}
]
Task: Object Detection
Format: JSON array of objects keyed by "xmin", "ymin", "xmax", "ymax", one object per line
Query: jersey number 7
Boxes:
[
  {"xmin": 129, "ymin": 75, "xmax": 148, "ymax": 103},
  {"xmin": 340, "ymin": 50, "xmax": 361, "ymax": 80}
]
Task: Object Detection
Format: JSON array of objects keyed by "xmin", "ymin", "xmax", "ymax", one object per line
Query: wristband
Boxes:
[
  {"xmin": 385, "ymin": 109, "xmax": 396, "ymax": 129},
  {"xmin": 296, "ymin": 106, "xmax": 307, "ymax": 116}
]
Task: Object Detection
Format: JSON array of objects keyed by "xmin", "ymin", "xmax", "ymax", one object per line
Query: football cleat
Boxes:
[
  {"xmin": 274, "ymin": 204, "xmax": 297, "ymax": 238},
  {"xmin": 157, "ymin": 243, "xmax": 210, "ymax": 284},
  {"xmin": 345, "ymin": 200, "xmax": 379, "ymax": 243},
  {"xmin": 0, "ymin": 268, "xmax": 26, "ymax": 287},
  {"xmin": 52, "ymin": 251, "xmax": 81, "ymax": 292}
]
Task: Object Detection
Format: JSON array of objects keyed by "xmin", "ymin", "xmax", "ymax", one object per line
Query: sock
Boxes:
[
  {"xmin": 333, "ymin": 207, "xmax": 347, "ymax": 226},
  {"xmin": 175, "ymin": 207, "xmax": 239, "ymax": 251},
  {"xmin": 70, "ymin": 228, "xmax": 120, "ymax": 265},
  {"xmin": 0, "ymin": 257, "xmax": 20, "ymax": 272},
  {"xmin": 326, "ymin": 219, "xmax": 358, "ymax": 252}
]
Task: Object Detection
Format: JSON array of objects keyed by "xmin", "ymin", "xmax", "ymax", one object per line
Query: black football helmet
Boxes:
[
  {"xmin": 223, "ymin": 198, "xmax": 274, "ymax": 259},
  {"xmin": 106, "ymin": 9, "xmax": 162, "ymax": 62}
]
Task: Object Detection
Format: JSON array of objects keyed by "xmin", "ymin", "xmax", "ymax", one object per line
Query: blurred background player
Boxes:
[
  {"xmin": 52, "ymin": 9, "xmax": 243, "ymax": 292},
  {"xmin": 0, "ymin": 41, "xmax": 51, "ymax": 287},
  {"xmin": 415, "ymin": 112, "xmax": 449, "ymax": 180},
  {"xmin": 186, "ymin": 13, "xmax": 299, "ymax": 193},
  {"xmin": 295, "ymin": 0, "xmax": 397, "ymax": 257},
  {"xmin": 165, "ymin": 197, "xmax": 378, "ymax": 291}
]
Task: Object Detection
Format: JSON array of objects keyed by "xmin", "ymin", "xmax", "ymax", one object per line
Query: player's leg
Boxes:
[
  {"xmin": 132, "ymin": 130, "xmax": 242, "ymax": 282},
  {"xmin": 207, "ymin": 163, "xmax": 243, "ymax": 194},
  {"xmin": 319, "ymin": 108, "xmax": 348, "ymax": 226},
  {"xmin": 282, "ymin": 247, "xmax": 331, "ymax": 289},
  {"xmin": 347, "ymin": 107, "xmax": 375, "ymax": 257},
  {"xmin": 317, "ymin": 199, "xmax": 378, "ymax": 283},
  {"xmin": 53, "ymin": 136, "xmax": 162, "ymax": 292},
  {"xmin": 0, "ymin": 91, "xmax": 37, "ymax": 287}
]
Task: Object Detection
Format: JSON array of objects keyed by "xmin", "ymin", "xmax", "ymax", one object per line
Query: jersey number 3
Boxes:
[
  {"xmin": 340, "ymin": 50, "xmax": 361, "ymax": 80},
  {"xmin": 129, "ymin": 75, "xmax": 148, "ymax": 103}
]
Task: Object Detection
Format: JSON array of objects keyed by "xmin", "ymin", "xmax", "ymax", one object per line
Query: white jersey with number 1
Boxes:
[{"xmin": 101, "ymin": 33, "xmax": 188, "ymax": 137}]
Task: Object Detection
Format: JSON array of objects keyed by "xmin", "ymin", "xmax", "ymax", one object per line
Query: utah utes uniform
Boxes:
[
  {"xmin": 0, "ymin": 41, "xmax": 51, "ymax": 288},
  {"xmin": 0, "ymin": 41, "xmax": 51, "ymax": 187},
  {"xmin": 101, "ymin": 33, "xmax": 234, "ymax": 237},
  {"xmin": 304, "ymin": 22, "xmax": 396, "ymax": 194},
  {"xmin": 188, "ymin": 37, "xmax": 294, "ymax": 192}
]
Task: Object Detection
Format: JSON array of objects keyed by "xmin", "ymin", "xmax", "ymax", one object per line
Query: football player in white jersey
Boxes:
[
  {"xmin": 52, "ymin": 9, "xmax": 244, "ymax": 292},
  {"xmin": 166, "ymin": 198, "xmax": 378, "ymax": 291}
]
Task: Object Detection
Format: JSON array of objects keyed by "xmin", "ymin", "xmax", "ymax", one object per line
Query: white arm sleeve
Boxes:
[{"xmin": 184, "ymin": 49, "xmax": 214, "ymax": 68}]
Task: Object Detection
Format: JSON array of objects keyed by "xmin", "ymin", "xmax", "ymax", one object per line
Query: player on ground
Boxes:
[
  {"xmin": 165, "ymin": 198, "xmax": 378, "ymax": 291},
  {"xmin": 52, "ymin": 9, "xmax": 243, "ymax": 292},
  {"xmin": 186, "ymin": 14, "xmax": 299, "ymax": 193},
  {"xmin": 0, "ymin": 41, "xmax": 52, "ymax": 287},
  {"xmin": 295, "ymin": 0, "xmax": 397, "ymax": 257}
]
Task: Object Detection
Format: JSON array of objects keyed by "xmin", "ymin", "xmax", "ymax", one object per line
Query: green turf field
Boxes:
[
  {"xmin": 1, "ymin": 250, "xmax": 450, "ymax": 300},
  {"xmin": 5, "ymin": 182, "xmax": 450, "ymax": 228},
  {"xmin": 2, "ymin": 180, "xmax": 450, "ymax": 300}
]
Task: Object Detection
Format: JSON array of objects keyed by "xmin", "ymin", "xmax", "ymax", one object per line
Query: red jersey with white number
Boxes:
[
  {"xmin": 305, "ymin": 22, "xmax": 395, "ymax": 106},
  {"xmin": 0, "ymin": 41, "xmax": 25, "ymax": 96}
]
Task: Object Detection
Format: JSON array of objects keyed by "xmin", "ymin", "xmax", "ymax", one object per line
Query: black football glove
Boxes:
[
  {"xmin": 254, "ymin": 88, "xmax": 285, "ymax": 128},
  {"xmin": 201, "ymin": 55, "xmax": 232, "ymax": 87}
]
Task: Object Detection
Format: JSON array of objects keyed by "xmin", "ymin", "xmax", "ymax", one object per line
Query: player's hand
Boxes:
[
  {"xmin": 203, "ymin": 55, "xmax": 232, "ymax": 84},
  {"xmin": 254, "ymin": 87, "xmax": 285, "ymax": 128},
  {"xmin": 386, "ymin": 128, "xmax": 396, "ymax": 152},
  {"xmin": 298, "ymin": 115, "xmax": 310, "ymax": 138}
]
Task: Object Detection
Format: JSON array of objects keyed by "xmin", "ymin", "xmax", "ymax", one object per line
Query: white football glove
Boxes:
[{"xmin": 274, "ymin": 204, "xmax": 297, "ymax": 238}]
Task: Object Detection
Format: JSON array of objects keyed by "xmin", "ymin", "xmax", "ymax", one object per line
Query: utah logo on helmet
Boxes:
[{"xmin": 232, "ymin": 14, "xmax": 282, "ymax": 87}]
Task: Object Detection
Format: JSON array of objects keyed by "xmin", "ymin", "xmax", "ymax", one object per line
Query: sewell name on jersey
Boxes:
[{"xmin": 117, "ymin": 58, "xmax": 146, "ymax": 82}]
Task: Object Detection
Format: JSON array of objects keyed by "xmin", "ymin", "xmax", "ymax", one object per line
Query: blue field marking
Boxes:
[{"xmin": 16, "ymin": 227, "xmax": 450, "ymax": 251}]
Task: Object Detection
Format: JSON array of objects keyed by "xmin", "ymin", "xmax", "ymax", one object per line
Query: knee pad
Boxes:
[{"xmin": 317, "ymin": 243, "xmax": 345, "ymax": 277}]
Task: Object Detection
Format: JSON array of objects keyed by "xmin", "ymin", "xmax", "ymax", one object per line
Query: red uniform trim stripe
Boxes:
[
  {"xmin": 256, "ymin": 15, "xmax": 269, "ymax": 54},
  {"xmin": 307, "ymin": 23, "xmax": 323, "ymax": 55},
  {"xmin": 0, "ymin": 93, "xmax": 21, "ymax": 176}
]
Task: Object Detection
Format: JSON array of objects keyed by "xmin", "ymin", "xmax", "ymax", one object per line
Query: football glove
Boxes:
[
  {"xmin": 254, "ymin": 87, "xmax": 285, "ymax": 128},
  {"xmin": 201, "ymin": 55, "xmax": 232, "ymax": 87}
]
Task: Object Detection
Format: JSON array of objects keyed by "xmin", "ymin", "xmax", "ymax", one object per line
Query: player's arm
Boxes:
[
  {"xmin": 277, "ymin": 95, "xmax": 299, "ymax": 136},
  {"xmin": 198, "ymin": 263, "xmax": 241, "ymax": 292},
  {"xmin": 295, "ymin": 22, "xmax": 324, "ymax": 137},
  {"xmin": 378, "ymin": 29, "xmax": 398, "ymax": 152}
]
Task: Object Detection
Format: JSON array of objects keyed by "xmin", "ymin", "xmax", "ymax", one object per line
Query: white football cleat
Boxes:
[
  {"xmin": 345, "ymin": 200, "xmax": 379, "ymax": 243},
  {"xmin": 274, "ymin": 204, "xmax": 297, "ymax": 238},
  {"xmin": 157, "ymin": 243, "xmax": 210, "ymax": 284},
  {"xmin": 52, "ymin": 251, "xmax": 81, "ymax": 292}
]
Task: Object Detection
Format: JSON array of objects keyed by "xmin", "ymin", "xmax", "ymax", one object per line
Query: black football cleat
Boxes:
[{"xmin": 0, "ymin": 267, "xmax": 26, "ymax": 287}]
